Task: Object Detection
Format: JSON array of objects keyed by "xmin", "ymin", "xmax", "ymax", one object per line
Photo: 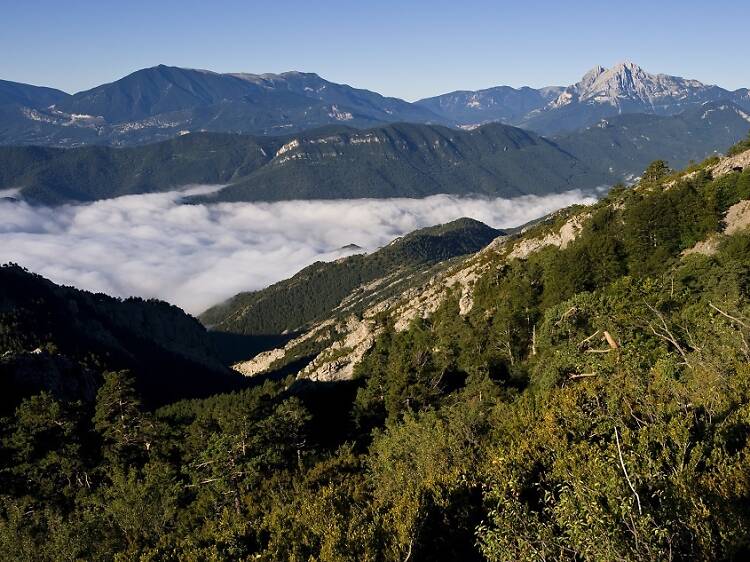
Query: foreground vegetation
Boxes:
[{"xmin": 3, "ymin": 143, "xmax": 750, "ymax": 560}]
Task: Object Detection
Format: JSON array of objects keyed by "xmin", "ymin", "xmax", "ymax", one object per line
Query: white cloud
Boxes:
[{"xmin": 0, "ymin": 188, "xmax": 597, "ymax": 315}]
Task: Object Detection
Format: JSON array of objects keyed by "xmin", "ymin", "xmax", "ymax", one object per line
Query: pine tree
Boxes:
[{"xmin": 93, "ymin": 371, "xmax": 153, "ymax": 466}]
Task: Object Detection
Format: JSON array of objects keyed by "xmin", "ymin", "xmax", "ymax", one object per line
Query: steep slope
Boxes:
[
  {"xmin": 0, "ymin": 264, "xmax": 243, "ymax": 410},
  {"xmin": 201, "ymin": 218, "xmax": 504, "ymax": 338},
  {"xmin": 229, "ymin": 144, "xmax": 750, "ymax": 384}
]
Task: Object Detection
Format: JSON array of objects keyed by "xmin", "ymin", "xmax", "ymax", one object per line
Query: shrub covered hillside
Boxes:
[{"xmin": 3, "ymin": 142, "xmax": 750, "ymax": 560}]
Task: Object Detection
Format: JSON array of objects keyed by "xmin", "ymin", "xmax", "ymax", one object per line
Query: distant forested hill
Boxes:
[{"xmin": 2, "ymin": 107, "xmax": 748, "ymax": 204}]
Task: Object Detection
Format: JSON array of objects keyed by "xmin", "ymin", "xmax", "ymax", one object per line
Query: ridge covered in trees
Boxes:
[
  {"xmin": 201, "ymin": 218, "xmax": 503, "ymax": 337},
  {"xmin": 3, "ymin": 110, "xmax": 749, "ymax": 205}
]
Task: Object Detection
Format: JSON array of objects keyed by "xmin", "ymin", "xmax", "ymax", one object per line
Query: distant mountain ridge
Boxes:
[
  {"xmin": 415, "ymin": 85, "xmax": 564, "ymax": 127},
  {"xmin": 0, "ymin": 65, "xmax": 444, "ymax": 147},
  {"xmin": 0, "ymin": 79, "xmax": 68, "ymax": 108},
  {"xmin": 418, "ymin": 61, "xmax": 750, "ymax": 134},
  {"xmin": 0, "ymin": 121, "xmax": 605, "ymax": 204},
  {"xmin": 0, "ymin": 61, "xmax": 747, "ymax": 146},
  {"xmin": 2, "ymin": 103, "xmax": 748, "ymax": 205}
]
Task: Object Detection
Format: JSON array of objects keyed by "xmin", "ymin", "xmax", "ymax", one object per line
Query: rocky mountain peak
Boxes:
[{"xmin": 550, "ymin": 61, "xmax": 714, "ymax": 110}]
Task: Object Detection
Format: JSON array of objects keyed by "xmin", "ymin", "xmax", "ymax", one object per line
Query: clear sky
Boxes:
[{"xmin": 1, "ymin": 0, "xmax": 747, "ymax": 100}]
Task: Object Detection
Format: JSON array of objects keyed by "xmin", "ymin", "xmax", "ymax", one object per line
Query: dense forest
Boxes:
[{"xmin": 3, "ymin": 137, "xmax": 750, "ymax": 560}]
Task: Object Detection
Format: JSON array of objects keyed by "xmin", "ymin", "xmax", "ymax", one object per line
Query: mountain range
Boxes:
[
  {"xmin": 1, "ymin": 61, "xmax": 748, "ymax": 146},
  {"xmin": 3, "ymin": 101, "xmax": 748, "ymax": 204},
  {"xmin": 418, "ymin": 61, "xmax": 750, "ymax": 134},
  {"xmin": 0, "ymin": 66, "xmax": 444, "ymax": 147}
]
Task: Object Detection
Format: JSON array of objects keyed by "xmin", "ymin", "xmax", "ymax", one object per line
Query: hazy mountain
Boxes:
[
  {"xmin": 0, "ymin": 65, "xmax": 445, "ymax": 147},
  {"xmin": 1, "ymin": 62, "xmax": 748, "ymax": 146},
  {"xmin": 416, "ymin": 85, "xmax": 564, "ymax": 127},
  {"xmin": 418, "ymin": 61, "xmax": 750, "ymax": 135},
  {"xmin": 0, "ymin": 79, "xmax": 68, "ymax": 108}
]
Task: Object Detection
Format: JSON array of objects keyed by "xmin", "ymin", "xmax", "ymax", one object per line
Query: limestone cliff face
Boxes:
[{"xmin": 231, "ymin": 148, "xmax": 750, "ymax": 384}]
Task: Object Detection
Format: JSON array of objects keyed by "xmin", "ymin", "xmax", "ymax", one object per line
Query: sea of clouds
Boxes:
[{"xmin": 0, "ymin": 187, "xmax": 597, "ymax": 315}]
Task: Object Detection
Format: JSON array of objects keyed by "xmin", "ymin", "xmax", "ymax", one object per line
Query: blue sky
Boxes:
[{"xmin": 1, "ymin": 0, "xmax": 747, "ymax": 100}]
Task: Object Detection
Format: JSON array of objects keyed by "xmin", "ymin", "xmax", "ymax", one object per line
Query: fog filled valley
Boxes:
[{"xmin": 0, "ymin": 189, "xmax": 598, "ymax": 314}]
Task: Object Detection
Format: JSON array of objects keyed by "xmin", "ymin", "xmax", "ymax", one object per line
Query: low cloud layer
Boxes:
[{"xmin": 0, "ymin": 188, "xmax": 597, "ymax": 315}]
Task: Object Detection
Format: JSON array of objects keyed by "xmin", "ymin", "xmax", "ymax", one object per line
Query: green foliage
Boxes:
[
  {"xmin": 94, "ymin": 371, "xmax": 156, "ymax": 466},
  {"xmin": 0, "ymin": 263, "xmax": 239, "ymax": 410},
  {"xmin": 642, "ymin": 159, "xmax": 672, "ymax": 182},
  {"xmin": 4, "ymin": 153, "xmax": 750, "ymax": 559}
]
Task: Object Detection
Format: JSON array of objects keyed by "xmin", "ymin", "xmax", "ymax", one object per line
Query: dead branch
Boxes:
[
  {"xmin": 557, "ymin": 306, "xmax": 577, "ymax": 326},
  {"xmin": 645, "ymin": 302, "xmax": 691, "ymax": 368},
  {"xmin": 186, "ymin": 477, "xmax": 223, "ymax": 488},
  {"xmin": 585, "ymin": 349, "xmax": 612, "ymax": 354},
  {"xmin": 709, "ymin": 302, "xmax": 750, "ymax": 329},
  {"xmin": 615, "ymin": 427, "xmax": 642, "ymax": 515},
  {"xmin": 578, "ymin": 330, "xmax": 601, "ymax": 347},
  {"xmin": 568, "ymin": 373, "xmax": 598, "ymax": 380}
]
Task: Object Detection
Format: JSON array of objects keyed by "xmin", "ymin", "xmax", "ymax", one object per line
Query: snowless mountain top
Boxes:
[{"xmin": 550, "ymin": 61, "xmax": 719, "ymax": 109}]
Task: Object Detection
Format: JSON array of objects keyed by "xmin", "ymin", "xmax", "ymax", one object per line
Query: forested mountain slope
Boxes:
[
  {"xmin": 0, "ymin": 122, "xmax": 603, "ymax": 204},
  {"xmin": 3, "ymin": 141, "xmax": 750, "ymax": 560},
  {"xmin": 201, "ymin": 218, "xmax": 503, "ymax": 337},
  {"xmin": 3, "ymin": 109, "xmax": 748, "ymax": 204},
  {"xmin": 0, "ymin": 265, "xmax": 241, "ymax": 409}
]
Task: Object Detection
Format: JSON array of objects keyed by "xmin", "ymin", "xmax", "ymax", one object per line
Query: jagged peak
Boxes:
[
  {"xmin": 549, "ymin": 61, "xmax": 714, "ymax": 110},
  {"xmin": 611, "ymin": 60, "xmax": 642, "ymax": 71}
]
